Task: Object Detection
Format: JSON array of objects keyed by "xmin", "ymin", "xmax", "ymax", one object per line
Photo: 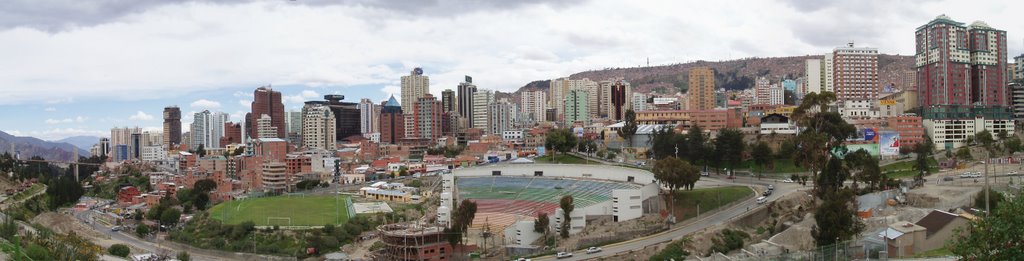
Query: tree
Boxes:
[
  {"xmin": 913, "ymin": 137, "xmax": 935, "ymax": 181},
  {"xmin": 976, "ymin": 130, "xmax": 995, "ymax": 153},
  {"xmin": 650, "ymin": 126, "xmax": 681, "ymax": 160},
  {"xmin": 177, "ymin": 251, "xmax": 192, "ymax": 261},
  {"xmin": 956, "ymin": 146, "xmax": 973, "ymax": 161},
  {"xmin": 949, "ymin": 196, "xmax": 1024, "ymax": 259},
  {"xmin": 136, "ymin": 224, "xmax": 150, "ymax": 237},
  {"xmin": 791, "ymin": 92, "xmax": 856, "ymax": 191},
  {"xmin": 545, "ymin": 128, "xmax": 578, "ymax": 158},
  {"xmin": 684, "ymin": 125, "xmax": 705, "ymax": 165},
  {"xmin": 195, "ymin": 144, "xmax": 207, "ymax": 158},
  {"xmin": 713, "ymin": 129, "xmax": 745, "ymax": 173},
  {"xmin": 447, "ymin": 199, "xmax": 478, "ymax": 246},
  {"xmin": 533, "ymin": 213, "xmax": 549, "ymax": 234},
  {"xmin": 783, "ymin": 90, "xmax": 797, "ymax": 105},
  {"xmin": 193, "ymin": 179, "xmax": 217, "ymax": 193},
  {"xmin": 973, "ymin": 189, "xmax": 1005, "ymax": 211},
  {"xmin": 559, "ymin": 195, "xmax": 574, "ymax": 238},
  {"xmin": 845, "ymin": 150, "xmax": 881, "ymax": 192},
  {"xmin": 751, "ymin": 142, "xmax": 773, "ymax": 179},
  {"xmin": 1005, "ymin": 136, "xmax": 1022, "ymax": 153},
  {"xmin": 108, "ymin": 244, "xmax": 130, "ymax": 257},
  {"xmin": 617, "ymin": 109, "xmax": 638, "ymax": 148},
  {"xmin": 46, "ymin": 175, "xmax": 84, "ymax": 210},
  {"xmin": 996, "ymin": 130, "xmax": 1008, "ymax": 140},
  {"xmin": 160, "ymin": 208, "xmax": 182, "ymax": 227},
  {"xmin": 811, "ymin": 189, "xmax": 863, "ymax": 247}
]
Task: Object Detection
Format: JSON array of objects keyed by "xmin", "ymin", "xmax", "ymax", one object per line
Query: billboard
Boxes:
[
  {"xmin": 879, "ymin": 131, "xmax": 900, "ymax": 156},
  {"xmin": 879, "ymin": 100, "xmax": 897, "ymax": 106}
]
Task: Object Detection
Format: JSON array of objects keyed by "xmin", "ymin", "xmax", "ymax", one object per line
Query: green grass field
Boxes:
[
  {"xmin": 881, "ymin": 157, "xmax": 939, "ymax": 178},
  {"xmin": 739, "ymin": 158, "xmax": 807, "ymax": 174},
  {"xmin": 534, "ymin": 154, "xmax": 600, "ymax": 164},
  {"xmin": 208, "ymin": 195, "xmax": 350, "ymax": 226},
  {"xmin": 670, "ymin": 186, "xmax": 754, "ymax": 221}
]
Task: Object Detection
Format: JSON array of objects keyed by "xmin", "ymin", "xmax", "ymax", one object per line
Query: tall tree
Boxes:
[
  {"xmin": 751, "ymin": 142, "xmax": 773, "ymax": 179},
  {"xmin": 545, "ymin": 128, "xmax": 578, "ymax": 158},
  {"xmin": 713, "ymin": 129, "xmax": 745, "ymax": 173},
  {"xmin": 949, "ymin": 196, "xmax": 1024, "ymax": 259},
  {"xmin": 845, "ymin": 149, "xmax": 881, "ymax": 192},
  {"xmin": 811, "ymin": 189, "xmax": 863, "ymax": 247},
  {"xmin": 617, "ymin": 109, "xmax": 639, "ymax": 148},
  {"xmin": 976, "ymin": 130, "xmax": 995, "ymax": 154},
  {"xmin": 559, "ymin": 195, "xmax": 574, "ymax": 238},
  {"xmin": 913, "ymin": 136, "xmax": 935, "ymax": 181},
  {"xmin": 533, "ymin": 213, "xmax": 549, "ymax": 234},
  {"xmin": 684, "ymin": 125, "xmax": 705, "ymax": 165},
  {"xmin": 791, "ymin": 92, "xmax": 856, "ymax": 191},
  {"xmin": 649, "ymin": 125, "xmax": 680, "ymax": 160}
]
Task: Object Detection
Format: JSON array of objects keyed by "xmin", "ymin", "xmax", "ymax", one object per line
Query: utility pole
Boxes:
[{"xmin": 985, "ymin": 150, "xmax": 990, "ymax": 216}]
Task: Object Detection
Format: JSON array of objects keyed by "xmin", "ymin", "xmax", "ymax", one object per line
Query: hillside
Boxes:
[
  {"xmin": 56, "ymin": 136, "xmax": 102, "ymax": 152},
  {"xmin": 513, "ymin": 54, "xmax": 914, "ymax": 96},
  {"xmin": 0, "ymin": 130, "xmax": 89, "ymax": 161}
]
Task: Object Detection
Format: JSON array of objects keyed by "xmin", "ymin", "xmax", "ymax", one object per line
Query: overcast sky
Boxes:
[{"xmin": 1, "ymin": 0, "xmax": 1021, "ymax": 141}]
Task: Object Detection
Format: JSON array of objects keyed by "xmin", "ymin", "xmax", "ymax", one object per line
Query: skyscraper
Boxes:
[
  {"xmin": 832, "ymin": 43, "xmax": 879, "ymax": 100},
  {"xmin": 359, "ymin": 98, "xmax": 379, "ymax": 135},
  {"xmin": 400, "ymin": 68, "xmax": 430, "ymax": 114},
  {"xmin": 256, "ymin": 114, "xmax": 278, "ymax": 139},
  {"xmin": 247, "ymin": 86, "xmax": 286, "ymax": 139},
  {"xmin": 110, "ymin": 127, "xmax": 141, "ymax": 160},
  {"xmin": 488, "ymin": 99, "xmax": 516, "ymax": 134},
  {"xmin": 324, "ymin": 95, "xmax": 361, "ymax": 141},
  {"xmin": 379, "ymin": 96, "xmax": 405, "ymax": 144},
  {"xmin": 607, "ymin": 81, "xmax": 632, "ymax": 120},
  {"xmin": 286, "ymin": 110, "xmax": 302, "ymax": 145},
  {"xmin": 411, "ymin": 94, "xmax": 444, "ymax": 140},
  {"xmin": 441, "ymin": 89, "xmax": 456, "ymax": 113},
  {"xmin": 520, "ymin": 90, "xmax": 547, "ymax": 122},
  {"xmin": 564, "ymin": 89, "xmax": 589, "ymax": 126},
  {"xmin": 472, "ymin": 90, "xmax": 494, "ymax": 129},
  {"xmin": 804, "ymin": 59, "xmax": 823, "ymax": 94},
  {"xmin": 163, "ymin": 106, "xmax": 181, "ymax": 148},
  {"xmin": 688, "ymin": 67, "xmax": 715, "ymax": 110},
  {"xmin": 221, "ymin": 122, "xmax": 242, "ymax": 146},
  {"xmin": 189, "ymin": 110, "xmax": 228, "ymax": 150},
  {"xmin": 457, "ymin": 77, "xmax": 477, "ymax": 119},
  {"xmin": 302, "ymin": 102, "xmax": 337, "ymax": 150}
]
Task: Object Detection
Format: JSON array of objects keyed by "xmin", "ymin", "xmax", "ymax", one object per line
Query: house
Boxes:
[
  {"xmin": 116, "ymin": 186, "xmax": 142, "ymax": 205},
  {"xmin": 914, "ymin": 210, "xmax": 971, "ymax": 252},
  {"xmin": 880, "ymin": 221, "xmax": 927, "ymax": 257}
]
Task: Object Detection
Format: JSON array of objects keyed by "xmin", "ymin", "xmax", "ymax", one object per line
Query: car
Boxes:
[
  {"xmin": 782, "ymin": 179, "xmax": 795, "ymax": 183},
  {"xmin": 111, "ymin": 226, "xmax": 121, "ymax": 232},
  {"xmin": 556, "ymin": 252, "xmax": 573, "ymax": 258},
  {"xmin": 586, "ymin": 247, "xmax": 602, "ymax": 254},
  {"xmin": 756, "ymin": 196, "xmax": 767, "ymax": 204},
  {"xmin": 701, "ymin": 172, "xmax": 710, "ymax": 177},
  {"xmin": 767, "ymin": 185, "xmax": 774, "ymax": 190},
  {"xmin": 762, "ymin": 191, "xmax": 771, "ymax": 197},
  {"xmin": 515, "ymin": 258, "xmax": 532, "ymax": 261},
  {"xmin": 1009, "ymin": 171, "xmax": 1019, "ymax": 175}
]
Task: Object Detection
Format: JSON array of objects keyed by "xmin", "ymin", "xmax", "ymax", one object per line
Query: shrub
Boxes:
[
  {"xmin": 709, "ymin": 229, "xmax": 749, "ymax": 254},
  {"xmin": 177, "ymin": 251, "xmax": 191, "ymax": 261},
  {"xmin": 108, "ymin": 244, "xmax": 131, "ymax": 257}
]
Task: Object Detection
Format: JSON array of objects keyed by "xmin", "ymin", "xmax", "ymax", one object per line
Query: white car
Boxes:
[
  {"xmin": 756, "ymin": 196, "xmax": 768, "ymax": 204},
  {"xmin": 556, "ymin": 252, "xmax": 573, "ymax": 258},
  {"xmin": 586, "ymin": 247, "xmax": 602, "ymax": 254},
  {"xmin": 782, "ymin": 179, "xmax": 795, "ymax": 183}
]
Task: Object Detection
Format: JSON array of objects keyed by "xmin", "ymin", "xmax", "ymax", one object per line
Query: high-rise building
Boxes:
[
  {"xmin": 247, "ymin": 86, "xmax": 286, "ymax": 139},
  {"xmin": 520, "ymin": 90, "xmax": 547, "ymax": 122},
  {"xmin": 488, "ymin": 99, "xmax": 515, "ymax": 135},
  {"xmin": 189, "ymin": 110, "xmax": 228, "ymax": 150},
  {"xmin": 110, "ymin": 127, "xmax": 141, "ymax": 160},
  {"xmin": 323, "ymin": 95, "xmax": 361, "ymax": 141},
  {"xmin": 379, "ymin": 96, "xmax": 405, "ymax": 144},
  {"xmin": 631, "ymin": 93, "xmax": 648, "ymax": 112},
  {"xmin": 441, "ymin": 89, "xmax": 456, "ymax": 113},
  {"xmin": 549, "ymin": 78, "xmax": 567, "ymax": 120},
  {"xmin": 607, "ymin": 81, "xmax": 632, "ymax": 120},
  {"xmin": 916, "ymin": 15, "xmax": 1013, "ymax": 148},
  {"xmin": 358, "ymin": 98, "xmax": 378, "ymax": 135},
  {"xmin": 822, "ymin": 53, "xmax": 835, "ymax": 93},
  {"xmin": 302, "ymin": 102, "xmax": 337, "ymax": 150},
  {"xmin": 411, "ymin": 94, "xmax": 444, "ymax": 140},
  {"xmin": 550, "ymin": 78, "xmax": 597, "ymax": 120},
  {"xmin": 162, "ymin": 106, "xmax": 181, "ymax": 148},
  {"xmin": 564, "ymin": 89, "xmax": 589, "ymax": 126},
  {"xmin": 1015, "ymin": 55, "xmax": 1024, "ymax": 81},
  {"xmin": 256, "ymin": 114, "xmax": 278, "ymax": 139},
  {"xmin": 457, "ymin": 78, "xmax": 477, "ymax": 118},
  {"xmin": 472, "ymin": 90, "xmax": 494, "ymax": 129},
  {"xmin": 805, "ymin": 59, "xmax": 823, "ymax": 95},
  {"xmin": 688, "ymin": 67, "xmax": 715, "ymax": 110},
  {"xmin": 400, "ymin": 67, "xmax": 430, "ymax": 114},
  {"xmin": 286, "ymin": 110, "xmax": 302, "ymax": 145},
  {"xmin": 221, "ymin": 122, "xmax": 242, "ymax": 146},
  {"xmin": 832, "ymin": 43, "xmax": 879, "ymax": 100}
]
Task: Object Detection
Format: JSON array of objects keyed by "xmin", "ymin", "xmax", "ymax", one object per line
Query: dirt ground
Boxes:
[
  {"xmin": 905, "ymin": 184, "xmax": 982, "ymax": 210},
  {"xmin": 31, "ymin": 212, "xmax": 140, "ymax": 253}
]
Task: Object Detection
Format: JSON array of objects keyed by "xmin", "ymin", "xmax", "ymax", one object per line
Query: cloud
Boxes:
[
  {"xmin": 238, "ymin": 99, "xmax": 251, "ymax": 108},
  {"xmin": 44, "ymin": 107, "xmax": 56, "ymax": 112},
  {"xmin": 44, "ymin": 116, "xmax": 88, "ymax": 124},
  {"xmin": 190, "ymin": 99, "xmax": 222, "ymax": 110},
  {"xmin": 283, "ymin": 90, "xmax": 321, "ymax": 105},
  {"xmin": 129, "ymin": 111, "xmax": 155, "ymax": 121}
]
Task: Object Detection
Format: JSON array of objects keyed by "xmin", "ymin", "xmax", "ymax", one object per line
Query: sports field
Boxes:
[{"xmin": 208, "ymin": 194, "xmax": 351, "ymax": 226}]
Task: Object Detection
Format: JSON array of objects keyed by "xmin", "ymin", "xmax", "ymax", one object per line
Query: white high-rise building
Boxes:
[
  {"xmin": 769, "ymin": 86, "xmax": 785, "ymax": 105},
  {"xmin": 400, "ymin": 67, "xmax": 430, "ymax": 115},
  {"xmin": 358, "ymin": 98, "xmax": 378, "ymax": 135},
  {"xmin": 256, "ymin": 114, "xmax": 277, "ymax": 139},
  {"xmin": 550, "ymin": 78, "xmax": 597, "ymax": 120},
  {"xmin": 189, "ymin": 110, "xmax": 228, "ymax": 150},
  {"xmin": 488, "ymin": 99, "xmax": 516, "ymax": 135},
  {"xmin": 302, "ymin": 103, "xmax": 337, "ymax": 150},
  {"xmin": 472, "ymin": 90, "xmax": 494, "ymax": 129},
  {"xmin": 520, "ymin": 90, "xmax": 547, "ymax": 122},
  {"xmin": 823, "ymin": 53, "xmax": 835, "ymax": 93},
  {"xmin": 631, "ymin": 92, "xmax": 648, "ymax": 112},
  {"xmin": 804, "ymin": 59, "xmax": 823, "ymax": 95}
]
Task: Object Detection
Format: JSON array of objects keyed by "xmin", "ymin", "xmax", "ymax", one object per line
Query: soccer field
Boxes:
[{"xmin": 208, "ymin": 195, "xmax": 351, "ymax": 226}]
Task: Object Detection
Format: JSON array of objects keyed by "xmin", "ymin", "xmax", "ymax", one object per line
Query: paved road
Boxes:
[
  {"xmin": 532, "ymin": 175, "xmax": 805, "ymax": 261},
  {"xmin": 73, "ymin": 209, "xmax": 231, "ymax": 261}
]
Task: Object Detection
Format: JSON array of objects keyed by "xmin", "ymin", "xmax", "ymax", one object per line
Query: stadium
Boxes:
[
  {"xmin": 441, "ymin": 164, "xmax": 660, "ymax": 246},
  {"xmin": 208, "ymin": 194, "xmax": 355, "ymax": 228}
]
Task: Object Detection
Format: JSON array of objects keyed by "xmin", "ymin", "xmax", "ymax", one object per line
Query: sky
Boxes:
[{"xmin": 1, "ymin": 0, "xmax": 1021, "ymax": 141}]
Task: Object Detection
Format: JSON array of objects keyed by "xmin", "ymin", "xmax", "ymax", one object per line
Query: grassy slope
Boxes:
[
  {"xmin": 881, "ymin": 157, "xmax": 939, "ymax": 178},
  {"xmin": 208, "ymin": 195, "xmax": 350, "ymax": 226},
  {"xmin": 670, "ymin": 186, "xmax": 754, "ymax": 222},
  {"xmin": 534, "ymin": 154, "xmax": 600, "ymax": 164}
]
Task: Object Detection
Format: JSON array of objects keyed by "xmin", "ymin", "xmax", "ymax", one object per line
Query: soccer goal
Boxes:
[{"xmin": 266, "ymin": 217, "xmax": 292, "ymax": 226}]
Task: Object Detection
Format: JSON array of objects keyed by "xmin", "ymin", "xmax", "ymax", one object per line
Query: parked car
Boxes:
[
  {"xmin": 756, "ymin": 196, "xmax": 768, "ymax": 204},
  {"xmin": 556, "ymin": 252, "xmax": 574, "ymax": 258},
  {"xmin": 767, "ymin": 185, "xmax": 774, "ymax": 191},
  {"xmin": 781, "ymin": 179, "xmax": 795, "ymax": 183},
  {"xmin": 111, "ymin": 226, "xmax": 121, "ymax": 232},
  {"xmin": 586, "ymin": 247, "xmax": 602, "ymax": 254},
  {"xmin": 701, "ymin": 172, "xmax": 710, "ymax": 177},
  {"xmin": 762, "ymin": 190, "xmax": 772, "ymax": 197}
]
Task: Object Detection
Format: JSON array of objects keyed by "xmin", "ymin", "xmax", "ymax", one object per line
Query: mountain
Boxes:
[
  {"xmin": 0, "ymin": 130, "xmax": 90, "ymax": 161},
  {"xmin": 511, "ymin": 54, "xmax": 915, "ymax": 96},
  {"xmin": 56, "ymin": 136, "xmax": 102, "ymax": 152}
]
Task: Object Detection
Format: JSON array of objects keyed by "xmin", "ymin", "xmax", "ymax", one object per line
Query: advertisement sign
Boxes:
[
  {"xmin": 536, "ymin": 146, "xmax": 546, "ymax": 156},
  {"xmin": 879, "ymin": 100, "xmax": 897, "ymax": 106},
  {"xmin": 863, "ymin": 128, "xmax": 878, "ymax": 142},
  {"xmin": 879, "ymin": 131, "xmax": 900, "ymax": 156}
]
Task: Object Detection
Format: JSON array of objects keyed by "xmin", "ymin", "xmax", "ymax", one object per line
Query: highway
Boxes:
[{"xmin": 533, "ymin": 174, "xmax": 805, "ymax": 261}]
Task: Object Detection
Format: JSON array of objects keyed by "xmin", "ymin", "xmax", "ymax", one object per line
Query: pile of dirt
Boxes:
[
  {"xmin": 767, "ymin": 212, "xmax": 816, "ymax": 251},
  {"xmin": 32, "ymin": 212, "xmax": 108, "ymax": 239},
  {"xmin": 906, "ymin": 185, "xmax": 981, "ymax": 209}
]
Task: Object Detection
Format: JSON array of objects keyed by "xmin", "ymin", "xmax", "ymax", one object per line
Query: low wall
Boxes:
[{"xmin": 452, "ymin": 163, "xmax": 658, "ymax": 185}]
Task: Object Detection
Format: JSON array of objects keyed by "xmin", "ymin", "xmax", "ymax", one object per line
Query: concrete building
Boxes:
[
  {"xmin": 376, "ymin": 224, "xmax": 451, "ymax": 261},
  {"xmin": 754, "ymin": 77, "xmax": 784, "ymax": 105},
  {"xmin": 886, "ymin": 115, "xmax": 926, "ymax": 150},
  {"xmin": 805, "ymin": 59, "xmax": 823, "ymax": 95},
  {"xmin": 358, "ymin": 98, "xmax": 378, "ymax": 135},
  {"xmin": 301, "ymin": 102, "xmax": 337, "ymax": 150},
  {"xmin": 550, "ymin": 78, "xmax": 598, "ymax": 120},
  {"xmin": 688, "ymin": 67, "xmax": 716, "ymax": 110},
  {"xmin": 162, "ymin": 106, "xmax": 181, "ymax": 148},
  {"xmin": 255, "ymin": 114, "xmax": 278, "ymax": 139},
  {"xmin": 261, "ymin": 161, "xmax": 288, "ymax": 193},
  {"xmin": 411, "ymin": 94, "xmax": 443, "ymax": 140},
  {"xmin": 1011, "ymin": 83, "xmax": 1024, "ymax": 121},
  {"xmin": 286, "ymin": 110, "xmax": 302, "ymax": 145},
  {"xmin": 189, "ymin": 110, "xmax": 228, "ymax": 150},
  {"xmin": 471, "ymin": 89, "xmax": 494, "ymax": 129},
  {"xmin": 520, "ymin": 90, "xmax": 547, "ymax": 122},
  {"xmin": 1016, "ymin": 54, "xmax": 1024, "ymax": 80},
  {"xmin": 759, "ymin": 114, "xmax": 798, "ymax": 135},
  {"xmin": 632, "ymin": 92, "xmax": 648, "ymax": 112},
  {"xmin": 611, "ymin": 189, "xmax": 642, "ymax": 222},
  {"xmin": 457, "ymin": 77, "xmax": 476, "ymax": 120},
  {"xmin": 380, "ymin": 96, "xmax": 405, "ymax": 145},
  {"xmin": 606, "ymin": 80, "xmax": 632, "ymax": 120},
  {"xmin": 400, "ymin": 67, "xmax": 430, "ymax": 115},
  {"xmin": 246, "ymin": 86, "xmax": 286, "ymax": 139},
  {"xmin": 564, "ymin": 89, "xmax": 589, "ymax": 126},
  {"xmin": 323, "ymin": 95, "xmax": 360, "ymax": 142},
  {"xmin": 832, "ymin": 43, "xmax": 879, "ymax": 100},
  {"xmin": 441, "ymin": 89, "xmax": 455, "ymax": 113},
  {"xmin": 488, "ymin": 99, "xmax": 516, "ymax": 135}
]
